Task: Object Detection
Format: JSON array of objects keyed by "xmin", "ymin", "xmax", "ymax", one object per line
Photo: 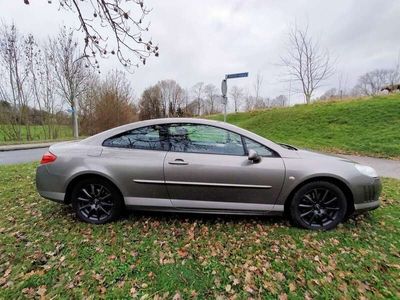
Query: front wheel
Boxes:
[
  {"xmin": 71, "ymin": 178, "xmax": 123, "ymax": 224},
  {"xmin": 289, "ymin": 181, "xmax": 347, "ymax": 230}
]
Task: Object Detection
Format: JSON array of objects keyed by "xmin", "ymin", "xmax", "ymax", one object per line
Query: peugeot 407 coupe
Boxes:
[{"xmin": 36, "ymin": 118, "xmax": 381, "ymax": 230}]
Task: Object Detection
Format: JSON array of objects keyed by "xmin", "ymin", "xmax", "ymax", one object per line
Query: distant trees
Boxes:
[
  {"xmin": 230, "ymin": 86, "xmax": 244, "ymax": 113},
  {"xmin": 191, "ymin": 82, "xmax": 205, "ymax": 116},
  {"xmin": 318, "ymin": 88, "xmax": 340, "ymax": 101},
  {"xmin": 281, "ymin": 25, "xmax": 334, "ymax": 104},
  {"xmin": 353, "ymin": 69, "xmax": 400, "ymax": 96},
  {"xmin": 271, "ymin": 95, "xmax": 288, "ymax": 107},
  {"xmin": 91, "ymin": 71, "xmax": 137, "ymax": 133},
  {"xmin": 137, "ymin": 80, "xmax": 187, "ymax": 120},
  {"xmin": 136, "ymin": 80, "xmax": 226, "ymax": 120},
  {"xmin": 0, "ymin": 22, "xmax": 142, "ymax": 142},
  {"xmin": 23, "ymin": 0, "xmax": 159, "ymax": 69},
  {"xmin": 204, "ymin": 84, "xmax": 221, "ymax": 115},
  {"xmin": 158, "ymin": 80, "xmax": 185, "ymax": 117},
  {"xmin": 79, "ymin": 70, "xmax": 137, "ymax": 135},
  {"xmin": 0, "ymin": 23, "xmax": 70, "ymax": 142},
  {"xmin": 138, "ymin": 85, "xmax": 162, "ymax": 120},
  {"xmin": 0, "ymin": 23, "xmax": 30, "ymax": 141}
]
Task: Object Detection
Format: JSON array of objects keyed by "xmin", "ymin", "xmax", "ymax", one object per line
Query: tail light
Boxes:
[{"xmin": 40, "ymin": 152, "xmax": 57, "ymax": 164}]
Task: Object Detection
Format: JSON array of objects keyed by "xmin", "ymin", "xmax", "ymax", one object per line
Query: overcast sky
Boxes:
[{"xmin": 1, "ymin": 0, "xmax": 400, "ymax": 107}]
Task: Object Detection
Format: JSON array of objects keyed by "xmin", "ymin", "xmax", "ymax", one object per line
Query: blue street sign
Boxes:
[{"xmin": 226, "ymin": 72, "xmax": 249, "ymax": 79}]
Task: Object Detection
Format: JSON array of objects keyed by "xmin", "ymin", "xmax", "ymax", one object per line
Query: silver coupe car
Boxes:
[{"xmin": 36, "ymin": 118, "xmax": 381, "ymax": 230}]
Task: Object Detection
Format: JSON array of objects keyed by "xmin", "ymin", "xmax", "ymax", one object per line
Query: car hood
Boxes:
[{"xmin": 296, "ymin": 149, "xmax": 354, "ymax": 163}]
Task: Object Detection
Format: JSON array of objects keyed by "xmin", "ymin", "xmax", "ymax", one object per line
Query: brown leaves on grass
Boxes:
[{"xmin": 0, "ymin": 164, "xmax": 399, "ymax": 299}]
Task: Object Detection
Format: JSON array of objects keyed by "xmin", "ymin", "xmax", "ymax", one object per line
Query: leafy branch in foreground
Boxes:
[{"xmin": 23, "ymin": 0, "xmax": 159, "ymax": 69}]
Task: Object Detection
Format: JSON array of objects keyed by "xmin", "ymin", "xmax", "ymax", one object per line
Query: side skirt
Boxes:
[
  {"xmin": 125, "ymin": 205, "xmax": 284, "ymax": 216},
  {"xmin": 124, "ymin": 197, "xmax": 284, "ymax": 214}
]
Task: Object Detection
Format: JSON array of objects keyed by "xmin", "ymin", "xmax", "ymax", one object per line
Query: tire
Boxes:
[
  {"xmin": 289, "ymin": 181, "xmax": 347, "ymax": 230},
  {"xmin": 71, "ymin": 177, "xmax": 123, "ymax": 224}
]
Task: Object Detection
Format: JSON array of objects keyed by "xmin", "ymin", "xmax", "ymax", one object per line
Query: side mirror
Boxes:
[{"xmin": 248, "ymin": 149, "xmax": 261, "ymax": 163}]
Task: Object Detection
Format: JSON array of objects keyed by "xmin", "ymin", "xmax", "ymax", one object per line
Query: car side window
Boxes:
[
  {"xmin": 168, "ymin": 123, "xmax": 245, "ymax": 156},
  {"xmin": 103, "ymin": 125, "xmax": 169, "ymax": 151},
  {"xmin": 244, "ymin": 137, "xmax": 277, "ymax": 157}
]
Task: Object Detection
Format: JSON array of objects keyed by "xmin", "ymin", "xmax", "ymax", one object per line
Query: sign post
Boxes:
[
  {"xmin": 221, "ymin": 79, "xmax": 228, "ymax": 122},
  {"xmin": 221, "ymin": 72, "xmax": 249, "ymax": 122}
]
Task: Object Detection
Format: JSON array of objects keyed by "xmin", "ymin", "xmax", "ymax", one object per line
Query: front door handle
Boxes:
[{"xmin": 168, "ymin": 159, "xmax": 189, "ymax": 165}]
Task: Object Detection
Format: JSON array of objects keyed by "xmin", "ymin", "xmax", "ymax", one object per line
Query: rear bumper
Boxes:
[
  {"xmin": 36, "ymin": 165, "xmax": 67, "ymax": 203},
  {"xmin": 37, "ymin": 191, "xmax": 66, "ymax": 203}
]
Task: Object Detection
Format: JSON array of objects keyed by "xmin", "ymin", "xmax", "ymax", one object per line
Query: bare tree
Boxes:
[
  {"xmin": 337, "ymin": 72, "xmax": 349, "ymax": 99},
  {"xmin": 26, "ymin": 35, "xmax": 65, "ymax": 139},
  {"xmin": 230, "ymin": 85, "xmax": 244, "ymax": 113},
  {"xmin": 93, "ymin": 70, "xmax": 137, "ymax": 132},
  {"xmin": 0, "ymin": 23, "xmax": 31, "ymax": 141},
  {"xmin": 138, "ymin": 85, "xmax": 162, "ymax": 120},
  {"xmin": 281, "ymin": 25, "xmax": 334, "ymax": 104},
  {"xmin": 79, "ymin": 74, "xmax": 101, "ymax": 135},
  {"xmin": 49, "ymin": 27, "xmax": 89, "ymax": 138},
  {"xmin": 254, "ymin": 72, "xmax": 263, "ymax": 104},
  {"xmin": 204, "ymin": 84, "xmax": 219, "ymax": 114},
  {"xmin": 182, "ymin": 88, "xmax": 190, "ymax": 116},
  {"xmin": 192, "ymin": 82, "xmax": 204, "ymax": 116},
  {"xmin": 23, "ymin": 0, "xmax": 159, "ymax": 69}
]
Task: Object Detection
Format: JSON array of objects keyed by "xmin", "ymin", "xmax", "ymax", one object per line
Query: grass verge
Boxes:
[
  {"xmin": 0, "ymin": 163, "xmax": 399, "ymax": 298},
  {"xmin": 209, "ymin": 95, "xmax": 400, "ymax": 159},
  {"xmin": 0, "ymin": 125, "xmax": 72, "ymax": 145}
]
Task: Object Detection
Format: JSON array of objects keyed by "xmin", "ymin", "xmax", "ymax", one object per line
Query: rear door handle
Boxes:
[{"xmin": 168, "ymin": 159, "xmax": 189, "ymax": 165}]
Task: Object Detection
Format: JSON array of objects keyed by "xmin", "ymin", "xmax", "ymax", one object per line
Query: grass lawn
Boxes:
[
  {"xmin": 0, "ymin": 163, "xmax": 399, "ymax": 299},
  {"xmin": 0, "ymin": 125, "xmax": 72, "ymax": 145},
  {"xmin": 209, "ymin": 95, "xmax": 400, "ymax": 159}
]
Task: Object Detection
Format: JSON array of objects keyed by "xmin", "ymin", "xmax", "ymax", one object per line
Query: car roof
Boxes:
[{"xmin": 80, "ymin": 117, "xmax": 296, "ymax": 157}]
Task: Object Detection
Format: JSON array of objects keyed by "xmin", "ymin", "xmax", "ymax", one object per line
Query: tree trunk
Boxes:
[
  {"xmin": 71, "ymin": 98, "xmax": 79, "ymax": 138},
  {"xmin": 305, "ymin": 94, "xmax": 311, "ymax": 104}
]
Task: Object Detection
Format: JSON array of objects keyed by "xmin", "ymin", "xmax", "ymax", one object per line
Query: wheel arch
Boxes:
[
  {"xmin": 283, "ymin": 176, "xmax": 355, "ymax": 216},
  {"xmin": 64, "ymin": 172, "xmax": 125, "ymax": 205}
]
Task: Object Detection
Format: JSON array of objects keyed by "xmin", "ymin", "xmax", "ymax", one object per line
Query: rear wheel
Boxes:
[
  {"xmin": 289, "ymin": 181, "xmax": 347, "ymax": 230},
  {"xmin": 71, "ymin": 178, "xmax": 123, "ymax": 224}
]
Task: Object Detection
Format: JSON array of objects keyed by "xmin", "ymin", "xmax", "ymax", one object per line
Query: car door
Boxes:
[
  {"xmin": 101, "ymin": 125, "xmax": 172, "ymax": 207},
  {"xmin": 164, "ymin": 123, "xmax": 285, "ymax": 212}
]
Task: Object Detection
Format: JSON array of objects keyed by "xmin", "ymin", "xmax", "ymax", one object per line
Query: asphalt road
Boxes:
[
  {"xmin": 0, "ymin": 147, "xmax": 48, "ymax": 165},
  {"xmin": 0, "ymin": 147, "xmax": 399, "ymax": 179},
  {"xmin": 340, "ymin": 154, "xmax": 400, "ymax": 179}
]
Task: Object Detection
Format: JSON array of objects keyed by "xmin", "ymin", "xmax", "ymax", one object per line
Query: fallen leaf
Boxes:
[
  {"xmin": 279, "ymin": 293, "xmax": 288, "ymax": 300},
  {"xmin": 177, "ymin": 248, "xmax": 188, "ymax": 258}
]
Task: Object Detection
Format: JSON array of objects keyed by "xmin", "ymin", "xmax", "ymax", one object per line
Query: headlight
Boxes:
[{"xmin": 354, "ymin": 164, "xmax": 378, "ymax": 177}]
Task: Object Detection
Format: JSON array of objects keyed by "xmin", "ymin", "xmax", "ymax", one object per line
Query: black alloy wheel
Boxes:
[
  {"xmin": 72, "ymin": 178, "xmax": 122, "ymax": 224},
  {"xmin": 290, "ymin": 181, "xmax": 347, "ymax": 230}
]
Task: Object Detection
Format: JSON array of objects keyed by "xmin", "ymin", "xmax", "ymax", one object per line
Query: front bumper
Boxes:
[
  {"xmin": 353, "ymin": 177, "xmax": 382, "ymax": 212},
  {"xmin": 354, "ymin": 199, "xmax": 380, "ymax": 211}
]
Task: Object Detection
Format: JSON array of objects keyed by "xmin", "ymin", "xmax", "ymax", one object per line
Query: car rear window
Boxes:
[{"xmin": 103, "ymin": 125, "xmax": 169, "ymax": 151}]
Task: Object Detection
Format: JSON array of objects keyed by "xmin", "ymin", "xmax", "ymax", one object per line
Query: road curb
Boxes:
[
  {"xmin": 0, "ymin": 140, "xmax": 81, "ymax": 152},
  {"xmin": 0, "ymin": 143, "xmax": 54, "ymax": 152}
]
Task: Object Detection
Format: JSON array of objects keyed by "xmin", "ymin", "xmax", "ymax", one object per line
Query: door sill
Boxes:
[{"xmin": 126, "ymin": 205, "xmax": 283, "ymax": 216}]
